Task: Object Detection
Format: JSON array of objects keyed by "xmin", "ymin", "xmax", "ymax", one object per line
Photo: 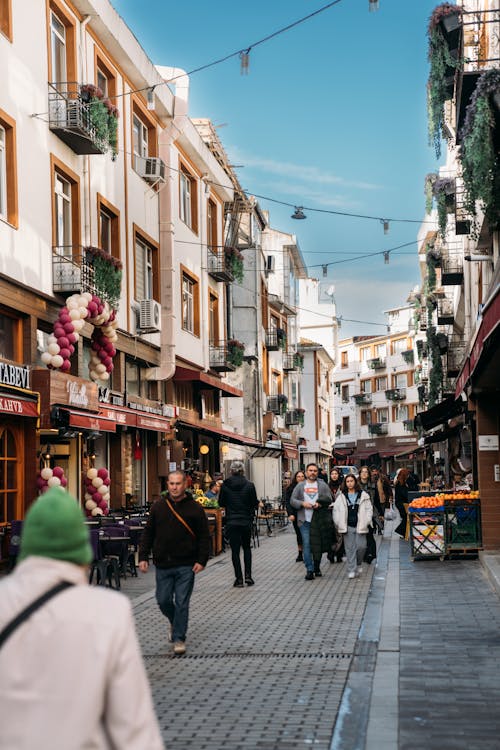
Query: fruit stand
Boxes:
[{"xmin": 408, "ymin": 491, "xmax": 481, "ymax": 561}]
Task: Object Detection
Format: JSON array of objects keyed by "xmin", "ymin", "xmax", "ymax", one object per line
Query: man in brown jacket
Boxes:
[{"xmin": 139, "ymin": 470, "xmax": 210, "ymax": 655}]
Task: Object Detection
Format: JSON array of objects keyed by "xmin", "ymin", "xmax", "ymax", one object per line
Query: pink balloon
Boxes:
[
  {"xmin": 108, "ymin": 363, "xmax": 114, "ymax": 372},
  {"xmin": 61, "ymin": 307, "xmax": 69, "ymax": 315},
  {"xmin": 103, "ymin": 477, "xmax": 111, "ymax": 486},
  {"xmin": 92, "ymin": 492, "xmax": 102, "ymax": 504},
  {"xmin": 36, "ymin": 476, "xmax": 45, "ymax": 489},
  {"xmin": 67, "ymin": 333, "xmax": 77, "ymax": 344},
  {"xmin": 63, "ymin": 322, "xmax": 74, "ymax": 333},
  {"xmin": 68, "ymin": 344, "xmax": 75, "ymax": 355},
  {"xmin": 102, "ymin": 357, "xmax": 112, "ymax": 368},
  {"xmin": 104, "ymin": 341, "xmax": 114, "ymax": 354},
  {"xmin": 58, "ymin": 336, "xmax": 69, "ymax": 349},
  {"xmin": 97, "ymin": 468, "xmax": 108, "ymax": 479},
  {"xmin": 103, "ymin": 507, "xmax": 110, "ymax": 516},
  {"xmin": 52, "ymin": 466, "xmax": 64, "ymax": 478},
  {"xmin": 98, "ymin": 499, "xmax": 108, "ymax": 510},
  {"xmin": 54, "ymin": 326, "xmax": 65, "ymax": 338},
  {"xmin": 60, "ymin": 360, "xmax": 71, "ymax": 372},
  {"xmin": 59, "ymin": 313, "xmax": 71, "ymax": 325},
  {"xmin": 88, "ymin": 302, "xmax": 98, "ymax": 316},
  {"xmin": 91, "ymin": 341, "xmax": 100, "ymax": 352},
  {"xmin": 60, "ymin": 477, "xmax": 68, "ymax": 487},
  {"xmin": 59, "ymin": 348, "xmax": 71, "ymax": 359}
]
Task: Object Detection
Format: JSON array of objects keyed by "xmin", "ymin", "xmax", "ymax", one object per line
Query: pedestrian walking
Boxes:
[
  {"xmin": 285, "ymin": 470, "xmax": 305, "ymax": 562},
  {"xmin": 333, "ymin": 474, "xmax": 373, "ymax": 579},
  {"xmin": 369, "ymin": 465, "xmax": 393, "ymax": 520},
  {"xmin": 139, "ymin": 470, "xmax": 210, "ymax": 656},
  {"xmin": 328, "ymin": 467, "xmax": 342, "ymax": 497},
  {"xmin": 358, "ymin": 465, "xmax": 378, "ymax": 561},
  {"xmin": 0, "ymin": 487, "xmax": 164, "ymax": 750},
  {"xmin": 218, "ymin": 461, "xmax": 259, "ymax": 588},
  {"xmin": 290, "ymin": 463, "xmax": 334, "ymax": 580},
  {"xmin": 394, "ymin": 467, "xmax": 410, "ymax": 538}
]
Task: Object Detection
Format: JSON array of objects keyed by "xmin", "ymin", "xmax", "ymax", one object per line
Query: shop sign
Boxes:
[
  {"xmin": 66, "ymin": 380, "xmax": 90, "ymax": 408},
  {"xmin": 478, "ymin": 435, "xmax": 499, "ymax": 451},
  {"xmin": 0, "ymin": 395, "xmax": 38, "ymax": 418},
  {"xmin": 127, "ymin": 395, "xmax": 163, "ymax": 415},
  {"xmin": 0, "ymin": 361, "xmax": 30, "ymax": 389},
  {"xmin": 162, "ymin": 404, "xmax": 178, "ymax": 418},
  {"xmin": 98, "ymin": 387, "xmax": 125, "ymax": 407},
  {"xmin": 279, "ymin": 432, "xmax": 292, "ymax": 440}
]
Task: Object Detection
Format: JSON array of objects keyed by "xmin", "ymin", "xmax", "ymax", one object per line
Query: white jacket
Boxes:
[
  {"xmin": 332, "ymin": 490, "xmax": 373, "ymax": 534},
  {"xmin": 0, "ymin": 557, "xmax": 164, "ymax": 750}
]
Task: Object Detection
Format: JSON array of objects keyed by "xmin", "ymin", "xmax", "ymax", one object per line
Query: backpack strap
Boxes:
[{"xmin": 0, "ymin": 580, "xmax": 74, "ymax": 651}]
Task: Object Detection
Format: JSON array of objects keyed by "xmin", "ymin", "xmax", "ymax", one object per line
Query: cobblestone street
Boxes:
[{"xmin": 122, "ymin": 523, "xmax": 500, "ymax": 750}]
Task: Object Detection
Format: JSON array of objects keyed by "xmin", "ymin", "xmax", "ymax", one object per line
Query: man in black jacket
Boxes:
[
  {"xmin": 138, "ymin": 470, "xmax": 210, "ymax": 655},
  {"xmin": 219, "ymin": 461, "xmax": 259, "ymax": 588}
]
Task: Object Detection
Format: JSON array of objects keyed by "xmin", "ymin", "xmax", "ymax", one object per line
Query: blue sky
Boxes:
[{"xmin": 111, "ymin": 0, "xmax": 442, "ymax": 337}]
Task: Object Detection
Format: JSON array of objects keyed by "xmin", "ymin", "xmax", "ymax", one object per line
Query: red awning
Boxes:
[
  {"xmin": 0, "ymin": 394, "xmax": 38, "ymax": 418},
  {"xmin": 282, "ymin": 441, "xmax": 299, "ymax": 460},
  {"xmin": 98, "ymin": 404, "xmax": 137, "ymax": 427},
  {"xmin": 176, "ymin": 420, "xmax": 261, "ymax": 447},
  {"xmin": 174, "ymin": 366, "xmax": 243, "ymax": 398},
  {"xmin": 65, "ymin": 409, "xmax": 116, "ymax": 433},
  {"xmin": 455, "ymin": 285, "xmax": 500, "ymax": 397}
]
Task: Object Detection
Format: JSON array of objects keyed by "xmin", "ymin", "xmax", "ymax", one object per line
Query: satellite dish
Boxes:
[{"xmin": 326, "ymin": 285, "xmax": 335, "ymax": 297}]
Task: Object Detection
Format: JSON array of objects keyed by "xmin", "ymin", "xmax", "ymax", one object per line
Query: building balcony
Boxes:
[
  {"xmin": 437, "ymin": 298, "xmax": 455, "ymax": 325},
  {"xmin": 52, "ymin": 246, "xmax": 96, "ymax": 296},
  {"xmin": 267, "ymin": 394, "xmax": 287, "ymax": 415},
  {"xmin": 283, "ymin": 351, "xmax": 304, "ymax": 372},
  {"xmin": 352, "ymin": 392, "xmax": 372, "ymax": 406},
  {"xmin": 367, "ymin": 357, "xmax": 386, "ymax": 370},
  {"xmin": 447, "ymin": 337, "xmax": 466, "ymax": 376},
  {"xmin": 285, "ymin": 409, "xmax": 305, "ymax": 427},
  {"xmin": 207, "ymin": 248, "xmax": 235, "ymax": 282},
  {"xmin": 209, "ymin": 340, "xmax": 244, "ymax": 372},
  {"xmin": 385, "ymin": 388, "xmax": 406, "ymax": 401},
  {"xmin": 368, "ymin": 422, "xmax": 388, "ymax": 436},
  {"xmin": 403, "ymin": 419, "xmax": 416, "ymax": 433},
  {"xmin": 401, "ymin": 349, "xmax": 414, "ymax": 365},
  {"xmin": 265, "ymin": 328, "xmax": 286, "ymax": 351},
  {"xmin": 441, "ymin": 256, "xmax": 464, "ymax": 286},
  {"xmin": 48, "ymin": 83, "xmax": 111, "ymax": 155}
]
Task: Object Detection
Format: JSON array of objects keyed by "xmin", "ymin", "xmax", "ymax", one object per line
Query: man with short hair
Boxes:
[
  {"xmin": 139, "ymin": 470, "xmax": 210, "ymax": 655},
  {"xmin": 291, "ymin": 463, "xmax": 333, "ymax": 580},
  {"xmin": 0, "ymin": 487, "xmax": 164, "ymax": 749},
  {"xmin": 205, "ymin": 481, "xmax": 220, "ymax": 500},
  {"xmin": 218, "ymin": 461, "xmax": 259, "ymax": 587}
]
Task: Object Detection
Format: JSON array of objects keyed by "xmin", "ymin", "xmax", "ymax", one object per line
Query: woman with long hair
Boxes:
[
  {"xmin": 394, "ymin": 468, "xmax": 410, "ymax": 538},
  {"xmin": 285, "ymin": 469, "xmax": 305, "ymax": 562},
  {"xmin": 328, "ymin": 467, "xmax": 344, "ymax": 563},
  {"xmin": 333, "ymin": 474, "xmax": 373, "ymax": 579},
  {"xmin": 328, "ymin": 468, "xmax": 342, "ymax": 497}
]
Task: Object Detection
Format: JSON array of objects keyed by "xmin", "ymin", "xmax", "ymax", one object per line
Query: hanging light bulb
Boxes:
[
  {"xmin": 381, "ymin": 219, "xmax": 390, "ymax": 235},
  {"xmin": 240, "ymin": 49, "xmax": 250, "ymax": 75},
  {"xmin": 369, "ymin": 0, "xmax": 380, "ymax": 11},
  {"xmin": 322, "ymin": 264, "xmax": 328, "ymax": 277},
  {"xmin": 147, "ymin": 86, "xmax": 156, "ymax": 110},
  {"xmin": 384, "ymin": 251, "xmax": 390, "ymax": 264},
  {"xmin": 291, "ymin": 206, "xmax": 306, "ymax": 220}
]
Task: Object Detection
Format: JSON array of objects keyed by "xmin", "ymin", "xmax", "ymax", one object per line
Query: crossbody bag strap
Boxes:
[
  {"xmin": 165, "ymin": 498, "xmax": 195, "ymax": 538},
  {"xmin": 0, "ymin": 580, "xmax": 74, "ymax": 651}
]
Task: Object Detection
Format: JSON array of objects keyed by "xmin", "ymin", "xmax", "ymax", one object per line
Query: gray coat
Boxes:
[{"xmin": 290, "ymin": 479, "xmax": 333, "ymax": 525}]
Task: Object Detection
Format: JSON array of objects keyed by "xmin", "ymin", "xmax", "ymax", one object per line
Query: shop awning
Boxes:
[
  {"xmin": 0, "ymin": 393, "xmax": 39, "ymax": 418},
  {"xmin": 251, "ymin": 447, "xmax": 282, "ymax": 458},
  {"xmin": 62, "ymin": 408, "xmax": 117, "ymax": 433},
  {"xmin": 455, "ymin": 284, "xmax": 500, "ymax": 397},
  {"xmin": 174, "ymin": 366, "xmax": 243, "ymax": 398},
  {"xmin": 333, "ymin": 448, "xmax": 355, "ymax": 457},
  {"xmin": 282, "ymin": 441, "xmax": 299, "ymax": 460},
  {"xmin": 176, "ymin": 420, "xmax": 261, "ymax": 447},
  {"xmin": 97, "ymin": 404, "xmax": 174, "ymax": 433},
  {"xmin": 414, "ymin": 397, "xmax": 465, "ymax": 431}
]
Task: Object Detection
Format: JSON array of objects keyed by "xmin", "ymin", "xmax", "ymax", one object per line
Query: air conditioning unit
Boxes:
[
  {"xmin": 265, "ymin": 255, "xmax": 275, "ymax": 273},
  {"xmin": 137, "ymin": 156, "xmax": 166, "ymax": 183},
  {"xmin": 139, "ymin": 299, "xmax": 161, "ymax": 332}
]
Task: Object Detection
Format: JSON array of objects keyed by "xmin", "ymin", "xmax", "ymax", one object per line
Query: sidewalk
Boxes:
[{"xmin": 122, "ymin": 524, "xmax": 500, "ymax": 750}]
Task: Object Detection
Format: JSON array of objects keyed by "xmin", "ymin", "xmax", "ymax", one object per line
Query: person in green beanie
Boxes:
[{"xmin": 0, "ymin": 487, "xmax": 165, "ymax": 750}]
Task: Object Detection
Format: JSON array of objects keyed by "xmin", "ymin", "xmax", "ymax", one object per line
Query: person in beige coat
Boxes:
[{"xmin": 0, "ymin": 487, "xmax": 164, "ymax": 750}]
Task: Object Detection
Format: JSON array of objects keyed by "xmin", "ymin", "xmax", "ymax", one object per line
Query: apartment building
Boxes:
[{"xmin": 297, "ymin": 339, "xmax": 335, "ymax": 474}]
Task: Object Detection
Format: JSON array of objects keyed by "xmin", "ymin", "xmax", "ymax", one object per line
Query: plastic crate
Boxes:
[
  {"xmin": 444, "ymin": 501, "xmax": 482, "ymax": 550},
  {"xmin": 409, "ymin": 510, "xmax": 446, "ymax": 560}
]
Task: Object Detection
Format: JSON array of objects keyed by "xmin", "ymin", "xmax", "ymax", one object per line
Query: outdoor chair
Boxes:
[
  {"xmin": 100, "ymin": 525, "xmax": 136, "ymax": 578},
  {"xmin": 88, "ymin": 529, "xmax": 121, "ymax": 588}
]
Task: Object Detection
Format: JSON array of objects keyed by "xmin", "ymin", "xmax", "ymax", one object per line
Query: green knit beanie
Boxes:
[{"xmin": 19, "ymin": 487, "xmax": 92, "ymax": 565}]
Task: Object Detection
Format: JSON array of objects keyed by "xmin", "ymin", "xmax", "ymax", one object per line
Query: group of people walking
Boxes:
[{"xmin": 285, "ymin": 463, "xmax": 396, "ymax": 580}]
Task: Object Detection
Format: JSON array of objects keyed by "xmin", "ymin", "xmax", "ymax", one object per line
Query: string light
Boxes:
[
  {"xmin": 322, "ymin": 265, "xmax": 328, "ymax": 277},
  {"xmin": 146, "ymin": 87, "xmax": 156, "ymax": 110},
  {"xmin": 383, "ymin": 251, "xmax": 390, "ymax": 264},
  {"xmin": 382, "ymin": 219, "xmax": 390, "ymax": 235},
  {"xmin": 369, "ymin": 0, "xmax": 380, "ymax": 11},
  {"xmin": 291, "ymin": 206, "xmax": 306, "ymax": 220},
  {"xmin": 240, "ymin": 50, "xmax": 250, "ymax": 75}
]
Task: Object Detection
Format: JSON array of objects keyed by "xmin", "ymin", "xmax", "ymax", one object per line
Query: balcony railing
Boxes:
[
  {"xmin": 267, "ymin": 394, "xmax": 288, "ymax": 415},
  {"xmin": 209, "ymin": 344, "xmax": 237, "ymax": 372},
  {"xmin": 403, "ymin": 419, "xmax": 416, "ymax": 433},
  {"xmin": 401, "ymin": 349, "xmax": 414, "ymax": 365},
  {"xmin": 437, "ymin": 298, "xmax": 455, "ymax": 325},
  {"xmin": 441, "ymin": 255, "xmax": 464, "ymax": 285},
  {"xmin": 265, "ymin": 328, "xmax": 286, "ymax": 351},
  {"xmin": 352, "ymin": 392, "xmax": 372, "ymax": 406},
  {"xmin": 52, "ymin": 247, "xmax": 96, "ymax": 296},
  {"xmin": 368, "ymin": 422, "xmax": 388, "ymax": 436},
  {"xmin": 48, "ymin": 83, "xmax": 109, "ymax": 155},
  {"xmin": 285, "ymin": 409, "xmax": 305, "ymax": 426},
  {"xmin": 367, "ymin": 357, "xmax": 386, "ymax": 370},
  {"xmin": 207, "ymin": 248, "xmax": 234, "ymax": 282},
  {"xmin": 385, "ymin": 388, "xmax": 406, "ymax": 401},
  {"xmin": 447, "ymin": 337, "xmax": 466, "ymax": 376}
]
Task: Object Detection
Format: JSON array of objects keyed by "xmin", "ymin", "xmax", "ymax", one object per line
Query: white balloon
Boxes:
[
  {"xmin": 77, "ymin": 296, "xmax": 88, "ymax": 307},
  {"xmin": 87, "ymin": 468, "xmax": 98, "ymax": 479},
  {"xmin": 40, "ymin": 467, "xmax": 53, "ymax": 480},
  {"xmin": 72, "ymin": 319, "xmax": 85, "ymax": 332},
  {"xmin": 69, "ymin": 308, "xmax": 81, "ymax": 321},
  {"xmin": 84, "ymin": 493, "xmax": 93, "ymax": 502},
  {"xmin": 95, "ymin": 363, "xmax": 107, "ymax": 374},
  {"xmin": 48, "ymin": 335, "xmax": 57, "ymax": 345},
  {"xmin": 91, "ymin": 507, "xmax": 103, "ymax": 516},
  {"xmin": 85, "ymin": 499, "xmax": 97, "ymax": 510},
  {"xmin": 51, "ymin": 355, "xmax": 64, "ymax": 368},
  {"xmin": 82, "ymin": 292, "xmax": 92, "ymax": 302},
  {"xmin": 79, "ymin": 307, "xmax": 89, "ymax": 318},
  {"xmin": 103, "ymin": 492, "xmax": 110, "ymax": 503},
  {"xmin": 47, "ymin": 476, "xmax": 61, "ymax": 487},
  {"xmin": 92, "ymin": 477, "xmax": 104, "ymax": 488},
  {"xmin": 67, "ymin": 298, "xmax": 79, "ymax": 309},
  {"xmin": 41, "ymin": 352, "xmax": 52, "ymax": 365},
  {"xmin": 72, "ymin": 331, "xmax": 80, "ymax": 342},
  {"xmin": 98, "ymin": 484, "xmax": 108, "ymax": 495},
  {"xmin": 48, "ymin": 342, "xmax": 60, "ymax": 355},
  {"xmin": 100, "ymin": 371, "xmax": 110, "ymax": 381}
]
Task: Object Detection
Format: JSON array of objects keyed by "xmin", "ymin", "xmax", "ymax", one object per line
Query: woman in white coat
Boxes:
[{"xmin": 333, "ymin": 474, "xmax": 373, "ymax": 579}]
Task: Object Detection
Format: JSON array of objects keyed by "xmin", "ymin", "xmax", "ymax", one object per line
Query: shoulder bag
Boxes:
[{"xmin": 0, "ymin": 581, "xmax": 74, "ymax": 651}]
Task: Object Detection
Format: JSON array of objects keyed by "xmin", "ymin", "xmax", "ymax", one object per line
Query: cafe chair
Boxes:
[{"xmin": 88, "ymin": 529, "xmax": 121, "ymax": 589}]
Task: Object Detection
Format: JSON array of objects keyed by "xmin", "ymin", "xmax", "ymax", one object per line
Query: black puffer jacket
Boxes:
[{"xmin": 219, "ymin": 475, "xmax": 259, "ymax": 527}]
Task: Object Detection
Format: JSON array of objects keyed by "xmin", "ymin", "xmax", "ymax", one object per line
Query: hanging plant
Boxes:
[
  {"xmin": 460, "ymin": 68, "xmax": 500, "ymax": 227},
  {"xmin": 432, "ymin": 177, "xmax": 455, "ymax": 237},
  {"xmin": 293, "ymin": 352, "xmax": 304, "ymax": 370},
  {"xmin": 85, "ymin": 246, "xmax": 123, "ymax": 309},
  {"xmin": 427, "ymin": 4, "xmax": 462, "ymax": 158},
  {"xmin": 225, "ymin": 247, "xmax": 244, "ymax": 283},
  {"xmin": 227, "ymin": 339, "xmax": 245, "ymax": 367},
  {"xmin": 276, "ymin": 328, "xmax": 287, "ymax": 350},
  {"xmin": 277, "ymin": 393, "xmax": 288, "ymax": 416},
  {"xmin": 425, "ymin": 173, "xmax": 437, "ymax": 214},
  {"xmin": 80, "ymin": 84, "xmax": 119, "ymax": 157}
]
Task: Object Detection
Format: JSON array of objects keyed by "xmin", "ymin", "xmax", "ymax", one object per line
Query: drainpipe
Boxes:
[
  {"xmin": 80, "ymin": 15, "xmax": 92, "ymax": 248},
  {"xmin": 145, "ymin": 67, "xmax": 189, "ymax": 382}
]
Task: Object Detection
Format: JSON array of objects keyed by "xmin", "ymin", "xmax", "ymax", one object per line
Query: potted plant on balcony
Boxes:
[
  {"xmin": 224, "ymin": 247, "xmax": 244, "ymax": 283},
  {"xmin": 80, "ymin": 84, "xmax": 119, "ymax": 158},
  {"xmin": 460, "ymin": 68, "xmax": 500, "ymax": 227},
  {"xmin": 227, "ymin": 339, "xmax": 245, "ymax": 368},
  {"xmin": 427, "ymin": 4, "xmax": 462, "ymax": 158},
  {"xmin": 276, "ymin": 328, "xmax": 287, "ymax": 350},
  {"xmin": 296, "ymin": 407, "xmax": 305, "ymax": 427},
  {"xmin": 277, "ymin": 394, "xmax": 288, "ymax": 416},
  {"xmin": 293, "ymin": 352, "xmax": 304, "ymax": 371},
  {"xmin": 424, "ymin": 173, "xmax": 437, "ymax": 214},
  {"xmin": 432, "ymin": 177, "xmax": 455, "ymax": 237},
  {"xmin": 85, "ymin": 247, "xmax": 123, "ymax": 310}
]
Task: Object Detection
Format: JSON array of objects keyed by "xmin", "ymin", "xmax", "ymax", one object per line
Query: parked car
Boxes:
[{"xmin": 338, "ymin": 465, "xmax": 359, "ymax": 478}]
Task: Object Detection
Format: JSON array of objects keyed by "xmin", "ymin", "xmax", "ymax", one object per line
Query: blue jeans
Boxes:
[
  {"xmin": 299, "ymin": 521, "xmax": 314, "ymax": 573},
  {"xmin": 155, "ymin": 566, "xmax": 195, "ymax": 642}
]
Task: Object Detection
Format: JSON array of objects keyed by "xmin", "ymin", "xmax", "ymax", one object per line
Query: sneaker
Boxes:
[
  {"xmin": 245, "ymin": 576, "xmax": 255, "ymax": 586},
  {"xmin": 314, "ymin": 569, "xmax": 322, "ymax": 577},
  {"xmin": 173, "ymin": 641, "xmax": 186, "ymax": 655},
  {"xmin": 304, "ymin": 571, "xmax": 315, "ymax": 580},
  {"xmin": 357, "ymin": 566, "xmax": 363, "ymax": 575},
  {"xmin": 348, "ymin": 572, "xmax": 356, "ymax": 579},
  {"xmin": 233, "ymin": 579, "xmax": 244, "ymax": 588}
]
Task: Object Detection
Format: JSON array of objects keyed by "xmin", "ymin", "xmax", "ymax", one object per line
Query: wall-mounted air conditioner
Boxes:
[
  {"xmin": 139, "ymin": 299, "xmax": 161, "ymax": 332},
  {"xmin": 136, "ymin": 156, "xmax": 166, "ymax": 183}
]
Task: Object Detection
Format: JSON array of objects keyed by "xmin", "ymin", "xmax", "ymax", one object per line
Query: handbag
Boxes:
[{"xmin": 384, "ymin": 502, "xmax": 396, "ymax": 521}]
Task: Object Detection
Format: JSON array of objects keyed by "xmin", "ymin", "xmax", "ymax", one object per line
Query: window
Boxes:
[
  {"xmin": 393, "ymin": 373, "xmax": 407, "ymax": 389},
  {"xmin": 48, "ymin": 2, "xmax": 76, "ymax": 86},
  {"xmin": 179, "ymin": 163, "xmax": 198, "ymax": 232},
  {"xmin": 271, "ymin": 371, "xmax": 281, "ymax": 396},
  {"xmin": 392, "ymin": 338, "xmax": 407, "ymax": 355},
  {"xmin": 342, "ymin": 416, "xmax": 350, "ymax": 434},
  {"xmin": 376, "ymin": 408, "xmax": 389, "ymax": 423},
  {"xmin": 134, "ymin": 226, "xmax": 158, "ymax": 302},
  {"xmin": 50, "ymin": 11, "xmax": 66, "ymax": 84},
  {"xmin": 181, "ymin": 268, "xmax": 200, "ymax": 336},
  {"xmin": 375, "ymin": 343, "xmax": 387, "ymax": 358},
  {"xmin": 95, "ymin": 55, "xmax": 116, "ymax": 101},
  {"xmin": 133, "ymin": 115, "xmax": 148, "ymax": 161},
  {"xmin": 360, "ymin": 379, "xmax": 372, "ymax": 394},
  {"xmin": 360, "ymin": 346, "xmax": 370, "ymax": 362},
  {"xmin": 341, "ymin": 350, "xmax": 348, "ymax": 368},
  {"xmin": 0, "ymin": 111, "xmax": 17, "ymax": 227},
  {"xmin": 0, "ymin": 425, "xmax": 21, "ymax": 523},
  {"xmin": 0, "ymin": 311, "xmax": 20, "ymax": 361},
  {"xmin": 394, "ymin": 404, "xmax": 409, "ymax": 421},
  {"xmin": 207, "ymin": 199, "xmax": 218, "ymax": 252},
  {"xmin": 341, "ymin": 384, "xmax": 349, "ymax": 403},
  {"xmin": 175, "ymin": 382, "xmax": 194, "ymax": 411},
  {"xmin": 131, "ymin": 100, "xmax": 157, "ymax": 177},
  {"xmin": 97, "ymin": 195, "xmax": 120, "ymax": 260},
  {"xmin": 52, "ymin": 157, "xmax": 80, "ymax": 255},
  {"xmin": 360, "ymin": 410, "xmax": 372, "ymax": 426},
  {"xmin": 209, "ymin": 292, "xmax": 219, "ymax": 345},
  {"xmin": 270, "ymin": 315, "xmax": 279, "ymax": 332},
  {"xmin": 375, "ymin": 376, "xmax": 387, "ymax": 391},
  {"xmin": 0, "ymin": 0, "xmax": 12, "ymax": 40}
]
